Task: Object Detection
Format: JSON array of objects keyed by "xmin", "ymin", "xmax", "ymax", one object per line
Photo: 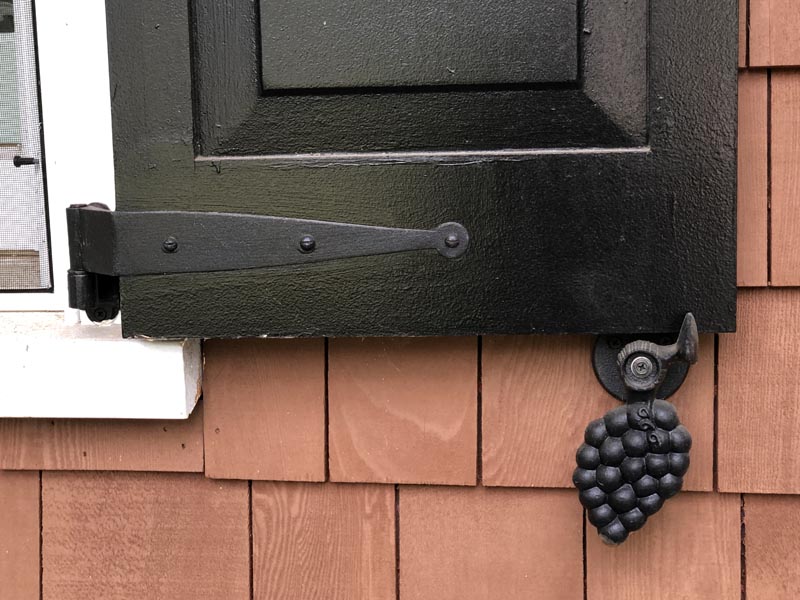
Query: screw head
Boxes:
[
  {"xmin": 299, "ymin": 235, "xmax": 316, "ymax": 253},
  {"xmin": 630, "ymin": 356, "xmax": 655, "ymax": 379},
  {"xmin": 444, "ymin": 233, "xmax": 460, "ymax": 249},
  {"xmin": 162, "ymin": 236, "xmax": 178, "ymax": 253}
]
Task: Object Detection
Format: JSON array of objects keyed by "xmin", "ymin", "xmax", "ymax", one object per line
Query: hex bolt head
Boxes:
[
  {"xmin": 299, "ymin": 235, "xmax": 316, "ymax": 253},
  {"xmin": 444, "ymin": 233, "xmax": 460, "ymax": 249},
  {"xmin": 630, "ymin": 356, "xmax": 655, "ymax": 379},
  {"xmin": 162, "ymin": 236, "xmax": 178, "ymax": 253}
]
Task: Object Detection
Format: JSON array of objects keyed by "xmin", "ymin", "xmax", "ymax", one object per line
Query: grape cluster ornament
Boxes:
[{"xmin": 575, "ymin": 314, "xmax": 698, "ymax": 545}]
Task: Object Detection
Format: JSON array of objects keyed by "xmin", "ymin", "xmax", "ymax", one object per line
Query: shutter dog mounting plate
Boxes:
[{"xmin": 66, "ymin": 203, "xmax": 469, "ymax": 322}]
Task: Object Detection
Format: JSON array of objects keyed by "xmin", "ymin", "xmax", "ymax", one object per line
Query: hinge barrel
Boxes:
[{"xmin": 67, "ymin": 203, "xmax": 121, "ymax": 322}]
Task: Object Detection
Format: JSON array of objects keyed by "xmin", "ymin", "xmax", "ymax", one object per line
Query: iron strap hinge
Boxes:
[{"xmin": 66, "ymin": 203, "xmax": 470, "ymax": 322}]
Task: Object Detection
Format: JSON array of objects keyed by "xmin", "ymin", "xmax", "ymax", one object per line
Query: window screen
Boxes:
[{"xmin": 0, "ymin": 0, "xmax": 51, "ymax": 291}]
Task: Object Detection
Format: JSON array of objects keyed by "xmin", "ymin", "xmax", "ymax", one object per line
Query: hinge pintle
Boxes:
[{"xmin": 67, "ymin": 270, "xmax": 120, "ymax": 323}]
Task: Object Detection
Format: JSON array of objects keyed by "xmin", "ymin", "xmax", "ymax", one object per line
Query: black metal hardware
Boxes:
[
  {"xmin": 161, "ymin": 236, "xmax": 179, "ymax": 254},
  {"xmin": 66, "ymin": 203, "xmax": 469, "ymax": 322},
  {"xmin": 592, "ymin": 337, "xmax": 691, "ymax": 403},
  {"xmin": 12, "ymin": 155, "xmax": 37, "ymax": 167},
  {"xmin": 575, "ymin": 313, "xmax": 698, "ymax": 545}
]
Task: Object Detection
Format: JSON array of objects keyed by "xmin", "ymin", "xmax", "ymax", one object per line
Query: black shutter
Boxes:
[{"xmin": 103, "ymin": 0, "xmax": 737, "ymax": 338}]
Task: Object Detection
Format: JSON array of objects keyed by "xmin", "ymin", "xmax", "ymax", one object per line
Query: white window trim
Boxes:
[
  {"xmin": 0, "ymin": 0, "xmax": 114, "ymax": 311},
  {"xmin": 0, "ymin": 313, "xmax": 201, "ymax": 419},
  {"xmin": 0, "ymin": 0, "xmax": 201, "ymax": 419}
]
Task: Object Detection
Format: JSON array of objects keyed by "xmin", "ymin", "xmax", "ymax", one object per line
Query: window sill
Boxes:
[{"xmin": 0, "ymin": 312, "xmax": 201, "ymax": 419}]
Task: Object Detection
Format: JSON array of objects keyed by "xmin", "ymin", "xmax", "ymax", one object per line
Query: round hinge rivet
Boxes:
[
  {"xmin": 162, "ymin": 236, "xmax": 178, "ymax": 253},
  {"xmin": 299, "ymin": 235, "xmax": 316, "ymax": 253},
  {"xmin": 444, "ymin": 234, "xmax": 460, "ymax": 249}
]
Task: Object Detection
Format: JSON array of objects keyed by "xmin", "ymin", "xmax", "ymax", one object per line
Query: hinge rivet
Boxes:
[
  {"xmin": 299, "ymin": 235, "xmax": 316, "ymax": 253},
  {"xmin": 444, "ymin": 234, "xmax": 460, "ymax": 249},
  {"xmin": 162, "ymin": 236, "xmax": 178, "ymax": 253}
]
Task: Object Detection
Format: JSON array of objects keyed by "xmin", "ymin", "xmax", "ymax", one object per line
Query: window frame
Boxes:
[
  {"xmin": 0, "ymin": 0, "xmax": 201, "ymax": 420},
  {"xmin": 0, "ymin": 0, "xmax": 115, "ymax": 311}
]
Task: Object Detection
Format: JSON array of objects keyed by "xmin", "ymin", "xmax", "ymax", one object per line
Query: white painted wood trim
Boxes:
[
  {"xmin": 0, "ymin": 313, "xmax": 201, "ymax": 419},
  {"xmin": 0, "ymin": 0, "xmax": 115, "ymax": 311},
  {"xmin": 0, "ymin": 2, "xmax": 202, "ymax": 419}
]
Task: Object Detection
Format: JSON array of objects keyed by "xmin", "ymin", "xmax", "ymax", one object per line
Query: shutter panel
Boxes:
[{"xmin": 103, "ymin": 0, "xmax": 737, "ymax": 338}]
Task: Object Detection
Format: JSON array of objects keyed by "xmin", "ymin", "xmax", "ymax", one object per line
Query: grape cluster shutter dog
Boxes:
[{"xmin": 67, "ymin": 0, "xmax": 737, "ymax": 543}]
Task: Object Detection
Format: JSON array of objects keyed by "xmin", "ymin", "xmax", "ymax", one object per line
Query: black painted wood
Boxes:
[
  {"xmin": 259, "ymin": 0, "xmax": 578, "ymax": 89},
  {"xmin": 192, "ymin": 0, "xmax": 645, "ymax": 155},
  {"xmin": 105, "ymin": 0, "xmax": 737, "ymax": 339}
]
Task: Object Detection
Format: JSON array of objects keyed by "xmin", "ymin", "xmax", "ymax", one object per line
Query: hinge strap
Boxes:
[{"xmin": 66, "ymin": 203, "xmax": 470, "ymax": 321}]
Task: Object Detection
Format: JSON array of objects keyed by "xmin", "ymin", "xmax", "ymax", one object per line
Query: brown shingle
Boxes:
[
  {"xmin": 329, "ymin": 337, "xmax": 477, "ymax": 485},
  {"xmin": 252, "ymin": 482, "xmax": 395, "ymax": 600},
  {"xmin": 770, "ymin": 70, "xmax": 800, "ymax": 285},
  {"xmin": 0, "ymin": 403, "xmax": 204, "ymax": 472},
  {"xmin": 0, "ymin": 471, "xmax": 39, "ymax": 600},
  {"xmin": 750, "ymin": 0, "xmax": 800, "ymax": 66},
  {"xmin": 719, "ymin": 289, "xmax": 800, "ymax": 492},
  {"xmin": 399, "ymin": 486, "xmax": 583, "ymax": 600},
  {"xmin": 744, "ymin": 494, "xmax": 800, "ymax": 599},
  {"xmin": 203, "ymin": 339, "xmax": 326, "ymax": 481},
  {"xmin": 737, "ymin": 70, "xmax": 769, "ymax": 287},
  {"xmin": 739, "ymin": 0, "xmax": 747, "ymax": 67},
  {"xmin": 587, "ymin": 493, "xmax": 741, "ymax": 599},
  {"xmin": 42, "ymin": 472, "xmax": 249, "ymax": 600}
]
